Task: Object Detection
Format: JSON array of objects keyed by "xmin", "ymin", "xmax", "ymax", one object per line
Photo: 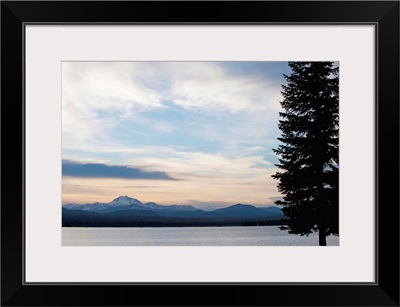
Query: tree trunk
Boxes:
[{"xmin": 319, "ymin": 227, "xmax": 327, "ymax": 246}]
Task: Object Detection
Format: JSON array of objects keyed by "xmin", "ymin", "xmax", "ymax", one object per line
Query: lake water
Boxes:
[{"xmin": 62, "ymin": 226, "xmax": 339, "ymax": 246}]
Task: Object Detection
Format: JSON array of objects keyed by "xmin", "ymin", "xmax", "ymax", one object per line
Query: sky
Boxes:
[{"xmin": 62, "ymin": 61, "xmax": 291, "ymax": 208}]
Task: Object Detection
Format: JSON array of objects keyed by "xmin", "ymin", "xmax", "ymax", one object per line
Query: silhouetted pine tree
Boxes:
[{"xmin": 272, "ymin": 62, "xmax": 339, "ymax": 246}]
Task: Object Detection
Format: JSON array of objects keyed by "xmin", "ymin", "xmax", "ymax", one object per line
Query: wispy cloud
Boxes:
[
  {"xmin": 168, "ymin": 63, "xmax": 283, "ymax": 113},
  {"xmin": 62, "ymin": 61, "xmax": 289, "ymax": 204},
  {"xmin": 62, "ymin": 160, "xmax": 175, "ymax": 180},
  {"xmin": 62, "ymin": 62, "xmax": 285, "ymax": 149}
]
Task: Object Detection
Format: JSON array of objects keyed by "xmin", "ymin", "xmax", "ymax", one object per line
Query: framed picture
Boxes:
[{"xmin": 1, "ymin": 1, "xmax": 399, "ymax": 306}]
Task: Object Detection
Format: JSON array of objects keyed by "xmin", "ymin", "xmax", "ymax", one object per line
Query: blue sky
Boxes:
[{"xmin": 62, "ymin": 62, "xmax": 290, "ymax": 207}]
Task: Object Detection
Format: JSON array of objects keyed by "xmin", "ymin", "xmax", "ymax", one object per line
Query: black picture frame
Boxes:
[{"xmin": 1, "ymin": 1, "xmax": 399, "ymax": 306}]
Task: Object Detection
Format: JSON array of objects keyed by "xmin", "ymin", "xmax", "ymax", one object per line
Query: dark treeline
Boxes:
[{"xmin": 62, "ymin": 208, "xmax": 286, "ymax": 228}]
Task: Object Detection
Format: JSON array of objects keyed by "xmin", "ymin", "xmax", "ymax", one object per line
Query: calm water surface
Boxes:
[{"xmin": 62, "ymin": 226, "xmax": 339, "ymax": 246}]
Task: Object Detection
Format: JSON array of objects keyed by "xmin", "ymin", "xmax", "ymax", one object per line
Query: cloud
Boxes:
[
  {"xmin": 61, "ymin": 62, "xmax": 286, "ymax": 205},
  {"xmin": 62, "ymin": 62, "xmax": 166, "ymax": 148},
  {"xmin": 62, "ymin": 62, "xmax": 284, "ymax": 150},
  {"xmin": 62, "ymin": 160, "xmax": 175, "ymax": 180},
  {"xmin": 63, "ymin": 144, "xmax": 275, "ymax": 179},
  {"xmin": 167, "ymin": 62, "xmax": 282, "ymax": 113}
]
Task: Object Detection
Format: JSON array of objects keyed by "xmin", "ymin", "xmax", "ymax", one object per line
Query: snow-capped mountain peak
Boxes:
[
  {"xmin": 143, "ymin": 202, "xmax": 164, "ymax": 210},
  {"xmin": 108, "ymin": 196, "xmax": 143, "ymax": 207}
]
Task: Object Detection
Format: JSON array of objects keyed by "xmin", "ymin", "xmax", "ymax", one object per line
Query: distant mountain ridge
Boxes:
[
  {"xmin": 62, "ymin": 196, "xmax": 283, "ymax": 220},
  {"xmin": 63, "ymin": 195, "xmax": 200, "ymax": 212}
]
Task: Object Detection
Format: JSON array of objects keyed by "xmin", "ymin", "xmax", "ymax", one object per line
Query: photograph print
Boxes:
[{"xmin": 61, "ymin": 61, "xmax": 339, "ymax": 246}]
